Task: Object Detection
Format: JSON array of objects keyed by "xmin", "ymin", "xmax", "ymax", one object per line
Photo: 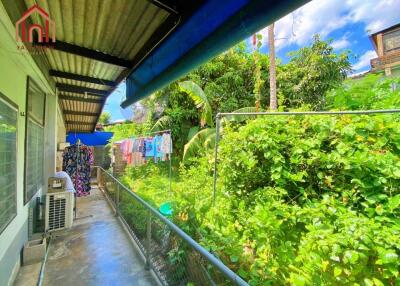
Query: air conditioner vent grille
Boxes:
[
  {"xmin": 45, "ymin": 191, "xmax": 73, "ymax": 232},
  {"xmin": 48, "ymin": 195, "xmax": 66, "ymax": 230}
]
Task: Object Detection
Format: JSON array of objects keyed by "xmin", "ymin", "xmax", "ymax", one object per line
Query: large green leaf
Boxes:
[
  {"xmin": 178, "ymin": 81, "xmax": 213, "ymax": 127},
  {"xmin": 151, "ymin": 115, "xmax": 171, "ymax": 131},
  {"xmin": 183, "ymin": 128, "xmax": 216, "ymax": 163},
  {"xmin": 187, "ymin": 126, "xmax": 200, "ymax": 141}
]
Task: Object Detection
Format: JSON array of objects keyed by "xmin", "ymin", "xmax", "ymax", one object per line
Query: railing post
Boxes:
[
  {"xmin": 212, "ymin": 114, "xmax": 221, "ymax": 206},
  {"xmin": 96, "ymin": 166, "xmax": 101, "ymax": 188},
  {"xmin": 115, "ymin": 184, "xmax": 120, "ymax": 216},
  {"xmin": 145, "ymin": 210, "xmax": 152, "ymax": 270}
]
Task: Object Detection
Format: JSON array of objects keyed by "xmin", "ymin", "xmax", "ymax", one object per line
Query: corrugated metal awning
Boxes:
[
  {"xmin": 4, "ymin": 0, "xmax": 204, "ymax": 132},
  {"xmin": 4, "ymin": 0, "xmax": 308, "ymax": 131}
]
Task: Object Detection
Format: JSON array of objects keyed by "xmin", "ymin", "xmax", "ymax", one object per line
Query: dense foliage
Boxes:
[
  {"xmin": 278, "ymin": 36, "xmax": 352, "ymax": 109},
  {"xmin": 326, "ymin": 74, "xmax": 400, "ymax": 110},
  {"xmin": 105, "ymin": 30, "xmax": 400, "ymax": 285},
  {"xmin": 105, "ymin": 121, "xmax": 150, "ymax": 143},
  {"xmin": 211, "ymin": 114, "xmax": 400, "ymax": 285},
  {"xmin": 150, "ymin": 37, "xmax": 350, "ymax": 157},
  {"xmin": 99, "ymin": 111, "xmax": 111, "ymax": 124},
  {"xmin": 115, "ymin": 75, "xmax": 400, "ymax": 285}
]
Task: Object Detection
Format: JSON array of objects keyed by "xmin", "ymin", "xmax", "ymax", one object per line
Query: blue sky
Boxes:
[{"xmin": 105, "ymin": 0, "xmax": 400, "ymax": 122}]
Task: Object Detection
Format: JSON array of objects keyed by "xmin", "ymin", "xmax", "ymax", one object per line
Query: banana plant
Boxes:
[
  {"xmin": 183, "ymin": 106, "xmax": 260, "ymax": 162},
  {"xmin": 151, "ymin": 80, "xmax": 259, "ymax": 162},
  {"xmin": 178, "ymin": 81, "xmax": 214, "ymax": 128},
  {"xmin": 151, "ymin": 115, "xmax": 172, "ymax": 132},
  {"xmin": 183, "ymin": 128, "xmax": 216, "ymax": 162}
]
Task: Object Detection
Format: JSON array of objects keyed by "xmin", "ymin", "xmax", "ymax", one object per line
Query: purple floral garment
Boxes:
[{"xmin": 62, "ymin": 144, "xmax": 94, "ymax": 197}]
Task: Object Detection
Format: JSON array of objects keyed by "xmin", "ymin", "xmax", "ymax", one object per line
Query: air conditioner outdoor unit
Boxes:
[{"xmin": 45, "ymin": 191, "xmax": 74, "ymax": 232}]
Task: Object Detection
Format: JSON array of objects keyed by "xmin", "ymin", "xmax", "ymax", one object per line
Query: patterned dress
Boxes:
[{"xmin": 62, "ymin": 144, "xmax": 94, "ymax": 197}]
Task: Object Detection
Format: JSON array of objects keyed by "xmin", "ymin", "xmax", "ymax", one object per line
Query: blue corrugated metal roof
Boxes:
[
  {"xmin": 66, "ymin": 132, "xmax": 113, "ymax": 146},
  {"xmin": 122, "ymin": 0, "xmax": 309, "ymax": 107}
]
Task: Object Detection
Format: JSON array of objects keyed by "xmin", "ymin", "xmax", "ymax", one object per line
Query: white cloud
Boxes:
[
  {"xmin": 252, "ymin": 0, "xmax": 400, "ymax": 50},
  {"xmin": 346, "ymin": 0, "xmax": 400, "ymax": 33},
  {"xmin": 331, "ymin": 34, "xmax": 351, "ymax": 49},
  {"xmin": 352, "ymin": 50, "xmax": 377, "ymax": 71}
]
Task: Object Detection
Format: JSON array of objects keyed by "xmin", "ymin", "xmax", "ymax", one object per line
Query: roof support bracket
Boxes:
[
  {"xmin": 50, "ymin": 70, "xmax": 117, "ymax": 87},
  {"xmin": 59, "ymin": 95, "xmax": 104, "ymax": 104},
  {"xmin": 34, "ymin": 40, "xmax": 133, "ymax": 68},
  {"xmin": 149, "ymin": 0, "xmax": 179, "ymax": 14},
  {"xmin": 56, "ymin": 83, "xmax": 109, "ymax": 96},
  {"xmin": 65, "ymin": 120, "xmax": 94, "ymax": 125},
  {"xmin": 64, "ymin": 110, "xmax": 99, "ymax": 116}
]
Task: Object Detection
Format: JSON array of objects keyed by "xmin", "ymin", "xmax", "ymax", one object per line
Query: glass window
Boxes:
[
  {"xmin": 383, "ymin": 28, "xmax": 400, "ymax": 52},
  {"xmin": 0, "ymin": 93, "xmax": 17, "ymax": 234},
  {"xmin": 24, "ymin": 78, "xmax": 45, "ymax": 204}
]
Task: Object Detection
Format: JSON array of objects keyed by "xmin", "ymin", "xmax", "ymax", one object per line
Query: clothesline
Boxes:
[
  {"xmin": 116, "ymin": 130, "xmax": 173, "ymax": 166},
  {"xmin": 116, "ymin": 129, "xmax": 171, "ymax": 142},
  {"xmin": 112, "ymin": 130, "xmax": 174, "ymax": 197}
]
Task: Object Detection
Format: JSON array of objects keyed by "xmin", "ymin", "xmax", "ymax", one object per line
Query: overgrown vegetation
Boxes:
[
  {"xmin": 99, "ymin": 111, "xmax": 111, "ymax": 124},
  {"xmin": 150, "ymin": 37, "xmax": 350, "ymax": 156},
  {"xmin": 106, "ymin": 36, "xmax": 400, "ymax": 285}
]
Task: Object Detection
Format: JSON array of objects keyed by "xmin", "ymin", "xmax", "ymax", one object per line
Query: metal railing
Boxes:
[{"xmin": 95, "ymin": 166, "xmax": 248, "ymax": 286}]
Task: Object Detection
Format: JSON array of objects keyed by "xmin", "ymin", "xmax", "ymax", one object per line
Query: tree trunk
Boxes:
[
  {"xmin": 254, "ymin": 51, "xmax": 262, "ymax": 111},
  {"xmin": 268, "ymin": 24, "xmax": 277, "ymax": 111}
]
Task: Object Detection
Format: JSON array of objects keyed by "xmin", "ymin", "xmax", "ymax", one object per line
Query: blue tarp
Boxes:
[
  {"xmin": 66, "ymin": 132, "xmax": 113, "ymax": 146},
  {"xmin": 122, "ymin": 0, "xmax": 308, "ymax": 107}
]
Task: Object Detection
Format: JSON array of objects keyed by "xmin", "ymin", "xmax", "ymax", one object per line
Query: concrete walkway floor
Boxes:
[{"xmin": 42, "ymin": 183, "xmax": 156, "ymax": 286}]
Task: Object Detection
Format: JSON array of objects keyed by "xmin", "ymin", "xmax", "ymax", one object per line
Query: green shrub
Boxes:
[
  {"xmin": 326, "ymin": 74, "xmax": 400, "ymax": 110},
  {"xmin": 219, "ymin": 115, "xmax": 400, "ymax": 215},
  {"xmin": 117, "ymin": 101, "xmax": 400, "ymax": 285},
  {"xmin": 200, "ymin": 114, "xmax": 400, "ymax": 285}
]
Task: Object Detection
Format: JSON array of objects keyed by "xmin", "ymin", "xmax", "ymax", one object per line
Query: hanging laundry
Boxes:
[
  {"xmin": 161, "ymin": 133, "xmax": 172, "ymax": 154},
  {"xmin": 145, "ymin": 137, "xmax": 155, "ymax": 158},
  {"xmin": 126, "ymin": 139, "xmax": 134, "ymax": 165},
  {"xmin": 140, "ymin": 138, "xmax": 146, "ymax": 158},
  {"xmin": 131, "ymin": 138, "xmax": 144, "ymax": 167},
  {"xmin": 62, "ymin": 144, "xmax": 94, "ymax": 197},
  {"xmin": 120, "ymin": 139, "xmax": 133, "ymax": 164},
  {"xmin": 114, "ymin": 132, "xmax": 173, "ymax": 169},
  {"xmin": 154, "ymin": 135, "xmax": 163, "ymax": 161}
]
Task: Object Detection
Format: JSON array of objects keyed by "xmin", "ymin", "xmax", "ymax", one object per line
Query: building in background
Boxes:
[{"xmin": 370, "ymin": 23, "xmax": 400, "ymax": 76}]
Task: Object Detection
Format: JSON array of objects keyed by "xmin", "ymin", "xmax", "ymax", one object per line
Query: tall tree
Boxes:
[
  {"xmin": 278, "ymin": 35, "xmax": 351, "ymax": 109},
  {"xmin": 253, "ymin": 34, "xmax": 264, "ymax": 111},
  {"xmin": 268, "ymin": 23, "xmax": 277, "ymax": 111},
  {"xmin": 99, "ymin": 111, "xmax": 111, "ymax": 124}
]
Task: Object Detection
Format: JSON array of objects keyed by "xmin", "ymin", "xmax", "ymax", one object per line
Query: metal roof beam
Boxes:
[
  {"xmin": 56, "ymin": 83, "xmax": 108, "ymax": 96},
  {"xmin": 35, "ymin": 40, "xmax": 133, "ymax": 68},
  {"xmin": 65, "ymin": 120, "xmax": 94, "ymax": 125},
  {"xmin": 149, "ymin": 0, "xmax": 178, "ymax": 14},
  {"xmin": 59, "ymin": 95, "xmax": 104, "ymax": 104},
  {"xmin": 50, "ymin": 70, "xmax": 117, "ymax": 87},
  {"xmin": 64, "ymin": 110, "xmax": 99, "ymax": 116}
]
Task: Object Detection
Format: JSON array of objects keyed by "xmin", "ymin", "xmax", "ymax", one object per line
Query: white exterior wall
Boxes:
[
  {"xmin": 56, "ymin": 99, "xmax": 66, "ymax": 170},
  {"xmin": 0, "ymin": 3, "xmax": 56, "ymax": 285}
]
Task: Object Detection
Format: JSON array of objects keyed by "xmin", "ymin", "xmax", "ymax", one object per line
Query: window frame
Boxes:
[
  {"xmin": 24, "ymin": 77, "xmax": 46, "ymax": 205},
  {"xmin": 383, "ymin": 28, "xmax": 400, "ymax": 53},
  {"xmin": 0, "ymin": 92, "xmax": 18, "ymax": 235}
]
